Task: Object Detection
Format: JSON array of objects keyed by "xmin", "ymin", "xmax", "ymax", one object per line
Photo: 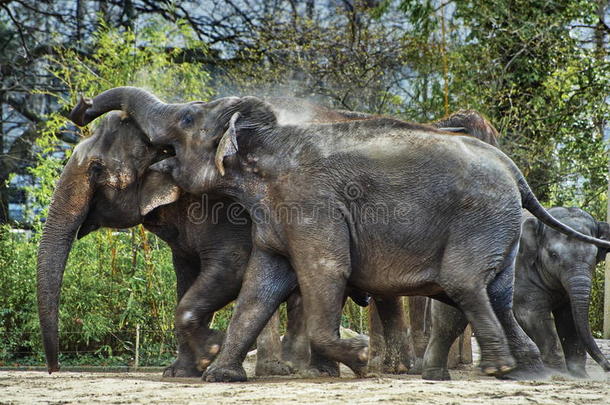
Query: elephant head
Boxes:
[
  {"xmin": 519, "ymin": 206, "xmax": 610, "ymax": 371},
  {"xmin": 69, "ymin": 87, "xmax": 284, "ymax": 196},
  {"xmin": 37, "ymin": 112, "xmax": 180, "ymax": 373},
  {"xmin": 431, "ymin": 109, "xmax": 500, "ymax": 148}
]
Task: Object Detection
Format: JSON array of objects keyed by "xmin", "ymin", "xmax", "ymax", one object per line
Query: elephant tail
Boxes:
[{"xmin": 518, "ymin": 177, "xmax": 610, "ymax": 249}]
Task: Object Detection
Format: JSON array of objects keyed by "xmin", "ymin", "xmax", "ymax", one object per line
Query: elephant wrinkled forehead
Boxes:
[
  {"xmin": 72, "ymin": 111, "xmax": 149, "ymax": 165},
  {"xmin": 545, "ymin": 207, "xmax": 596, "ymax": 237}
]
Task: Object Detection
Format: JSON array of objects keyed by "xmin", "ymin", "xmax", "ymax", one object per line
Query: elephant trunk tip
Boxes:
[{"xmin": 69, "ymin": 96, "xmax": 94, "ymax": 126}]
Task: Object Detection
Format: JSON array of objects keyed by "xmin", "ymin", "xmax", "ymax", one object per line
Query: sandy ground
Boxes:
[{"xmin": 1, "ymin": 358, "xmax": 608, "ymax": 405}]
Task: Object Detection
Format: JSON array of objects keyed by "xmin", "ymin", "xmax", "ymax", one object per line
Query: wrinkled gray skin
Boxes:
[
  {"xmin": 37, "ymin": 102, "xmax": 373, "ymax": 377},
  {"xmin": 69, "ymin": 87, "xmax": 610, "ymax": 382},
  {"xmin": 422, "ymin": 207, "xmax": 610, "ymax": 380}
]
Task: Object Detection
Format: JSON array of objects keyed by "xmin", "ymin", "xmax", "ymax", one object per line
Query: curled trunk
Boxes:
[
  {"xmin": 70, "ymin": 86, "xmax": 176, "ymax": 143},
  {"xmin": 37, "ymin": 159, "xmax": 94, "ymax": 373},
  {"xmin": 562, "ymin": 274, "xmax": 610, "ymax": 371}
]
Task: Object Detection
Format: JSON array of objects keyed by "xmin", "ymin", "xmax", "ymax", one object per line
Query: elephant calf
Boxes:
[{"xmin": 422, "ymin": 207, "xmax": 610, "ymax": 379}]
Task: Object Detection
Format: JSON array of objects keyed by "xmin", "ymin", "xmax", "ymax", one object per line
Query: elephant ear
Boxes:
[
  {"xmin": 212, "ymin": 96, "xmax": 278, "ymax": 176},
  {"xmin": 595, "ymin": 221, "xmax": 610, "ymax": 263},
  {"xmin": 139, "ymin": 171, "xmax": 181, "ymax": 216},
  {"xmin": 215, "ymin": 112, "xmax": 240, "ymax": 176},
  {"xmin": 520, "ymin": 216, "xmax": 541, "ymax": 266}
]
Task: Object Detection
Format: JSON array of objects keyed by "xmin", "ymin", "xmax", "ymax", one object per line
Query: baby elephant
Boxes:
[{"xmin": 423, "ymin": 207, "xmax": 610, "ymax": 379}]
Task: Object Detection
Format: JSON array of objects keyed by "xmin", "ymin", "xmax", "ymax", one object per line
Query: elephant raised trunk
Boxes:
[
  {"xmin": 69, "ymin": 86, "xmax": 177, "ymax": 144},
  {"xmin": 37, "ymin": 158, "xmax": 95, "ymax": 373},
  {"xmin": 561, "ymin": 273, "xmax": 610, "ymax": 371}
]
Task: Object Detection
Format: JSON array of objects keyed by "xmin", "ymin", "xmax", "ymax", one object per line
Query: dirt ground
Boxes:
[{"xmin": 1, "ymin": 358, "xmax": 608, "ymax": 405}]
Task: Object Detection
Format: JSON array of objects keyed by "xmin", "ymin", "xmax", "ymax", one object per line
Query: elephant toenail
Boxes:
[
  {"xmin": 484, "ymin": 367, "xmax": 497, "ymax": 375},
  {"xmin": 197, "ymin": 359, "xmax": 211, "ymax": 371},
  {"xmin": 209, "ymin": 344, "xmax": 220, "ymax": 355}
]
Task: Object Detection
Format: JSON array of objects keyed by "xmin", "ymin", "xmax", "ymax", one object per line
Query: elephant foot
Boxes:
[
  {"xmin": 567, "ymin": 367, "xmax": 589, "ymax": 379},
  {"xmin": 339, "ymin": 336, "xmax": 369, "ymax": 377},
  {"xmin": 422, "ymin": 367, "xmax": 451, "ymax": 381},
  {"xmin": 255, "ymin": 358, "xmax": 292, "ymax": 376},
  {"xmin": 347, "ymin": 347, "xmax": 369, "ymax": 378},
  {"xmin": 202, "ymin": 364, "xmax": 247, "ymax": 382},
  {"xmin": 162, "ymin": 362, "xmax": 202, "ymax": 378},
  {"xmin": 497, "ymin": 354, "xmax": 549, "ymax": 380},
  {"xmin": 497, "ymin": 367, "xmax": 550, "ymax": 381},
  {"xmin": 309, "ymin": 358, "xmax": 340, "ymax": 377},
  {"xmin": 479, "ymin": 355, "xmax": 516, "ymax": 377},
  {"xmin": 194, "ymin": 330, "xmax": 225, "ymax": 372},
  {"xmin": 162, "ymin": 355, "xmax": 202, "ymax": 378},
  {"xmin": 381, "ymin": 360, "xmax": 409, "ymax": 374}
]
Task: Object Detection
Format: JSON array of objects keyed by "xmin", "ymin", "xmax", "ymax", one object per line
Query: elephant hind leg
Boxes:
[
  {"xmin": 367, "ymin": 296, "xmax": 413, "ymax": 375},
  {"xmin": 300, "ymin": 271, "xmax": 369, "ymax": 376},
  {"xmin": 438, "ymin": 246, "xmax": 516, "ymax": 377},
  {"xmin": 488, "ymin": 245, "xmax": 546, "ymax": 380}
]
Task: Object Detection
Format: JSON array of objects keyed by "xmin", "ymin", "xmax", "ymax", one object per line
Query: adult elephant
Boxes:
[
  {"xmin": 367, "ymin": 109, "xmax": 500, "ymax": 374},
  {"xmin": 36, "ymin": 98, "xmax": 380, "ymax": 377},
  {"xmin": 70, "ymin": 87, "xmax": 610, "ymax": 382},
  {"xmin": 422, "ymin": 207, "xmax": 610, "ymax": 380}
]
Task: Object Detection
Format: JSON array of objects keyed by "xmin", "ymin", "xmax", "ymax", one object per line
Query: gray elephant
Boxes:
[
  {"xmin": 421, "ymin": 207, "xmax": 610, "ymax": 380},
  {"xmin": 70, "ymin": 87, "xmax": 610, "ymax": 382},
  {"xmin": 516, "ymin": 207, "xmax": 610, "ymax": 376}
]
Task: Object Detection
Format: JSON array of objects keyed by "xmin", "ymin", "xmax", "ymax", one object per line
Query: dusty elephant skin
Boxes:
[
  {"xmin": 37, "ymin": 101, "xmax": 379, "ymax": 379},
  {"xmin": 422, "ymin": 207, "xmax": 610, "ymax": 380},
  {"xmin": 68, "ymin": 87, "xmax": 610, "ymax": 382}
]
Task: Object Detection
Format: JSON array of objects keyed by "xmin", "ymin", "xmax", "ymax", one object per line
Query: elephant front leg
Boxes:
[
  {"xmin": 553, "ymin": 304, "xmax": 588, "ymax": 378},
  {"xmin": 174, "ymin": 263, "xmax": 241, "ymax": 374},
  {"xmin": 203, "ymin": 249, "xmax": 297, "ymax": 382},
  {"xmin": 514, "ymin": 306, "xmax": 566, "ymax": 374},
  {"xmin": 408, "ymin": 296, "xmax": 431, "ymax": 371},
  {"xmin": 255, "ymin": 310, "xmax": 292, "ymax": 376},
  {"xmin": 163, "ymin": 253, "xmax": 202, "ymax": 378}
]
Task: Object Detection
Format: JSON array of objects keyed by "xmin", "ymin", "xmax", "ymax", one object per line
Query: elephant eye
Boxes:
[
  {"xmin": 180, "ymin": 112, "xmax": 194, "ymax": 128},
  {"xmin": 89, "ymin": 160, "xmax": 104, "ymax": 176}
]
